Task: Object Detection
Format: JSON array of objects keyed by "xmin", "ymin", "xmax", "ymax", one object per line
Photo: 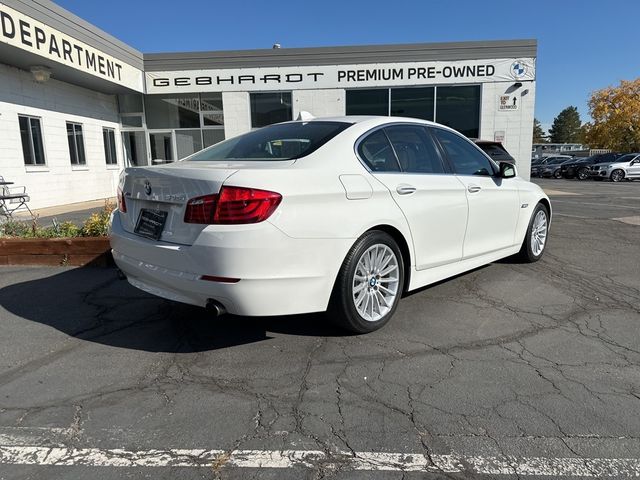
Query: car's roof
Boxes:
[{"xmin": 305, "ymin": 115, "xmax": 438, "ymax": 126}]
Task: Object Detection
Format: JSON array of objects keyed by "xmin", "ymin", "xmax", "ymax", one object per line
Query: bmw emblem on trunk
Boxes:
[{"xmin": 144, "ymin": 180, "xmax": 152, "ymax": 195}]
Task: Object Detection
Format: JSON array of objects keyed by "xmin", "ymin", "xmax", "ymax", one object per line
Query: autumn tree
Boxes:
[
  {"xmin": 586, "ymin": 78, "xmax": 640, "ymax": 151},
  {"xmin": 533, "ymin": 118, "xmax": 547, "ymax": 143},
  {"xmin": 548, "ymin": 106, "xmax": 582, "ymax": 143}
]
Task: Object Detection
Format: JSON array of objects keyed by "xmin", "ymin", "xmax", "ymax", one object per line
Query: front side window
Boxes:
[
  {"xmin": 250, "ymin": 92, "xmax": 292, "ymax": 128},
  {"xmin": 66, "ymin": 122, "xmax": 86, "ymax": 165},
  {"xmin": 188, "ymin": 121, "xmax": 351, "ymax": 162},
  {"xmin": 433, "ymin": 128, "xmax": 495, "ymax": 176},
  {"xmin": 18, "ymin": 115, "xmax": 45, "ymax": 165},
  {"xmin": 384, "ymin": 125, "xmax": 445, "ymax": 174},
  {"xmin": 357, "ymin": 130, "xmax": 400, "ymax": 172},
  {"xmin": 103, "ymin": 128, "xmax": 118, "ymax": 165}
]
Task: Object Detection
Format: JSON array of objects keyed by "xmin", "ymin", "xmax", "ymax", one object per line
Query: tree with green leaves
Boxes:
[
  {"xmin": 533, "ymin": 118, "xmax": 547, "ymax": 143},
  {"xmin": 548, "ymin": 106, "xmax": 582, "ymax": 143}
]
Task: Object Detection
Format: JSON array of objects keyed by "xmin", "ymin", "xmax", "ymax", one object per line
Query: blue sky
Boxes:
[{"xmin": 57, "ymin": 0, "xmax": 639, "ymax": 132}]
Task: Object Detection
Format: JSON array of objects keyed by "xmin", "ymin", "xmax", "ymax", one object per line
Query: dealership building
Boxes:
[{"xmin": 0, "ymin": 0, "xmax": 537, "ymax": 210}]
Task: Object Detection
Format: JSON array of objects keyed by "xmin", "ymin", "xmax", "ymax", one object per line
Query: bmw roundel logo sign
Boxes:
[{"xmin": 510, "ymin": 60, "xmax": 527, "ymax": 79}]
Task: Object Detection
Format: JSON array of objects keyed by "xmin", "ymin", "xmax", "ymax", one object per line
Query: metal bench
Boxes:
[{"xmin": 0, "ymin": 176, "xmax": 33, "ymax": 219}]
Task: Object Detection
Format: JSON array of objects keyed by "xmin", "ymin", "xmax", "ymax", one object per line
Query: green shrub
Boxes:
[{"xmin": 0, "ymin": 200, "xmax": 115, "ymax": 238}]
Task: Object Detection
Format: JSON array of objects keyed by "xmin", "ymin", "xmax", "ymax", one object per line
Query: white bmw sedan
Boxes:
[{"xmin": 110, "ymin": 116, "xmax": 551, "ymax": 333}]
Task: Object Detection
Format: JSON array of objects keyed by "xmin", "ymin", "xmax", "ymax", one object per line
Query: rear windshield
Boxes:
[
  {"xmin": 187, "ymin": 121, "xmax": 352, "ymax": 161},
  {"xmin": 477, "ymin": 144, "xmax": 514, "ymax": 161}
]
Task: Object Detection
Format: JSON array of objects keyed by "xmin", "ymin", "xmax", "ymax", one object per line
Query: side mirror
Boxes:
[{"xmin": 499, "ymin": 162, "xmax": 517, "ymax": 178}]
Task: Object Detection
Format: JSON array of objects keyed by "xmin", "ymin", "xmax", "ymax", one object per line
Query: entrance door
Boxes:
[
  {"xmin": 121, "ymin": 131, "xmax": 148, "ymax": 167},
  {"xmin": 149, "ymin": 131, "xmax": 174, "ymax": 164}
]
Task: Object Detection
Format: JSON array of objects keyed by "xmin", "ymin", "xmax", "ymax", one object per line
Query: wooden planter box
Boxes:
[{"xmin": 0, "ymin": 237, "xmax": 112, "ymax": 267}]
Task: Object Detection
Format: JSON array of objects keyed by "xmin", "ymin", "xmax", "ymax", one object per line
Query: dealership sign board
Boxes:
[
  {"xmin": 0, "ymin": 3, "xmax": 144, "ymax": 92},
  {"xmin": 145, "ymin": 58, "xmax": 535, "ymax": 94}
]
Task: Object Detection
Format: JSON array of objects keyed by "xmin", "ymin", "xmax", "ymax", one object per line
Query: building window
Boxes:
[
  {"xmin": 250, "ymin": 92, "xmax": 292, "ymax": 128},
  {"xmin": 346, "ymin": 89, "xmax": 389, "ymax": 116},
  {"xmin": 144, "ymin": 94, "xmax": 201, "ymax": 129},
  {"xmin": 66, "ymin": 122, "xmax": 86, "ymax": 165},
  {"xmin": 390, "ymin": 87, "xmax": 434, "ymax": 121},
  {"xmin": 103, "ymin": 128, "xmax": 118, "ymax": 165},
  {"xmin": 435, "ymin": 85, "xmax": 481, "ymax": 138},
  {"xmin": 18, "ymin": 115, "xmax": 46, "ymax": 165},
  {"xmin": 346, "ymin": 85, "xmax": 480, "ymax": 138}
]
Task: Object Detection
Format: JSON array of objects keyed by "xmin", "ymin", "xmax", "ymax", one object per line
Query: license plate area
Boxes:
[{"xmin": 134, "ymin": 208, "xmax": 168, "ymax": 240}]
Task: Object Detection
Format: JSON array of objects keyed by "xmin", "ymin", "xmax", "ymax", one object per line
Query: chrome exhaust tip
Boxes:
[{"xmin": 206, "ymin": 299, "xmax": 227, "ymax": 317}]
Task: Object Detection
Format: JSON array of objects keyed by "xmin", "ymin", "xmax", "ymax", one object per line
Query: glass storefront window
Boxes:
[
  {"xmin": 145, "ymin": 94, "xmax": 201, "ymax": 129},
  {"xmin": 201, "ymin": 93, "xmax": 224, "ymax": 126},
  {"xmin": 203, "ymin": 129, "xmax": 225, "ymax": 148},
  {"xmin": 121, "ymin": 115, "xmax": 143, "ymax": 128},
  {"xmin": 250, "ymin": 92, "xmax": 292, "ymax": 128},
  {"xmin": 346, "ymin": 89, "xmax": 389, "ymax": 116},
  {"xmin": 175, "ymin": 130, "xmax": 203, "ymax": 159},
  {"xmin": 149, "ymin": 131, "xmax": 174, "ymax": 163},
  {"xmin": 118, "ymin": 94, "xmax": 143, "ymax": 114},
  {"xmin": 122, "ymin": 131, "xmax": 148, "ymax": 166},
  {"xmin": 390, "ymin": 87, "xmax": 434, "ymax": 121},
  {"xmin": 435, "ymin": 85, "xmax": 481, "ymax": 138}
]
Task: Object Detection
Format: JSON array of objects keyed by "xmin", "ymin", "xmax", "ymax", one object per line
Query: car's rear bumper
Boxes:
[{"xmin": 109, "ymin": 211, "xmax": 352, "ymax": 316}]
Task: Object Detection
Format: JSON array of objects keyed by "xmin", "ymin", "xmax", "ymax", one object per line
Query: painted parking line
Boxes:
[
  {"xmin": 2, "ymin": 444, "xmax": 640, "ymax": 477},
  {"xmin": 551, "ymin": 199, "xmax": 640, "ymax": 209}
]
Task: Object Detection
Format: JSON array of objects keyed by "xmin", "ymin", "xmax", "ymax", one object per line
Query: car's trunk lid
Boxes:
[{"xmin": 119, "ymin": 160, "xmax": 295, "ymax": 245}]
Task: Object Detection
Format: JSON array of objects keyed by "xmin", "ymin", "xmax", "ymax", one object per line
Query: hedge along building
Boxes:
[{"xmin": 0, "ymin": 0, "xmax": 537, "ymax": 210}]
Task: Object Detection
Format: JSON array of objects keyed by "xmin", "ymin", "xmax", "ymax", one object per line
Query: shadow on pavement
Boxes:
[{"xmin": 0, "ymin": 267, "xmax": 344, "ymax": 353}]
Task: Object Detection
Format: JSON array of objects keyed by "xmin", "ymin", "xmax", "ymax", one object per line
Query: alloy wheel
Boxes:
[
  {"xmin": 531, "ymin": 210, "xmax": 548, "ymax": 257},
  {"xmin": 352, "ymin": 244, "xmax": 400, "ymax": 322},
  {"xmin": 610, "ymin": 170, "xmax": 625, "ymax": 182}
]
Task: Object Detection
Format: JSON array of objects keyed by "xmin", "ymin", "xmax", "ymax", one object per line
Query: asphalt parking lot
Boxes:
[{"xmin": 0, "ymin": 178, "xmax": 639, "ymax": 479}]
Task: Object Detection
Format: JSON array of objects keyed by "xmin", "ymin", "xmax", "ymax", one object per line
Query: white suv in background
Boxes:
[{"xmin": 589, "ymin": 153, "xmax": 640, "ymax": 182}]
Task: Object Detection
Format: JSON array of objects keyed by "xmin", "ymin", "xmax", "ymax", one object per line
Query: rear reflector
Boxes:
[
  {"xmin": 117, "ymin": 187, "xmax": 127, "ymax": 213},
  {"xmin": 184, "ymin": 186, "xmax": 282, "ymax": 225},
  {"xmin": 200, "ymin": 275, "xmax": 240, "ymax": 283}
]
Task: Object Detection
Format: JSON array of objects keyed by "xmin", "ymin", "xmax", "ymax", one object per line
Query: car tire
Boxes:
[
  {"xmin": 577, "ymin": 167, "xmax": 590, "ymax": 180},
  {"xmin": 553, "ymin": 169, "xmax": 563, "ymax": 179},
  {"xmin": 517, "ymin": 203, "xmax": 549, "ymax": 263},
  {"xmin": 329, "ymin": 231, "xmax": 405, "ymax": 334},
  {"xmin": 610, "ymin": 169, "xmax": 625, "ymax": 182}
]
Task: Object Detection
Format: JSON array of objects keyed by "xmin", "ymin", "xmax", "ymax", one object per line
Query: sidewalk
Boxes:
[{"xmin": 13, "ymin": 198, "xmax": 115, "ymax": 226}]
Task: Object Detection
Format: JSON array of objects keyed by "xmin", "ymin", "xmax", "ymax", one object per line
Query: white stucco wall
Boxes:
[
  {"xmin": 222, "ymin": 91, "xmax": 251, "ymax": 138},
  {"xmin": 292, "ymin": 89, "xmax": 345, "ymax": 118},
  {"xmin": 479, "ymin": 81, "xmax": 535, "ymax": 180},
  {"xmin": 0, "ymin": 63, "xmax": 122, "ymax": 210}
]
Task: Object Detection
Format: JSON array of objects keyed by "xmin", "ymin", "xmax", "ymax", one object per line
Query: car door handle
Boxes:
[
  {"xmin": 396, "ymin": 184, "xmax": 416, "ymax": 195},
  {"xmin": 467, "ymin": 184, "xmax": 482, "ymax": 193}
]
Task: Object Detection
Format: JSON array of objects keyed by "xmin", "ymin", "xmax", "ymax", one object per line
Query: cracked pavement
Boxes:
[{"xmin": 0, "ymin": 178, "xmax": 639, "ymax": 479}]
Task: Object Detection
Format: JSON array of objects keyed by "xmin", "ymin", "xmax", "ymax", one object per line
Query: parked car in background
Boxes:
[
  {"xmin": 533, "ymin": 156, "xmax": 575, "ymax": 178},
  {"xmin": 530, "ymin": 155, "xmax": 573, "ymax": 177},
  {"xmin": 560, "ymin": 153, "xmax": 623, "ymax": 180},
  {"xmin": 474, "ymin": 141, "xmax": 515, "ymax": 164},
  {"xmin": 589, "ymin": 153, "xmax": 640, "ymax": 182}
]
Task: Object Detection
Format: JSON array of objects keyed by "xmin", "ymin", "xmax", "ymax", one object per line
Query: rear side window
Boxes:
[
  {"xmin": 188, "ymin": 121, "xmax": 352, "ymax": 161},
  {"xmin": 384, "ymin": 125, "xmax": 445, "ymax": 174},
  {"xmin": 357, "ymin": 130, "xmax": 400, "ymax": 172},
  {"xmin": 433, "ymin": 128, "xmax": 496, "ymax": 176}
]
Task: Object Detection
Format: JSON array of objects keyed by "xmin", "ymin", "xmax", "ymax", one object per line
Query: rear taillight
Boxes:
[
  {"xmin": 184, "ymin": 194, "xmax": 218, "ymax": 224},
  {"xmin": 184, "ymin": 187, "xmax": 282, "ymax": 225},
  {"xmin": 117, "ymin": 187, "xmax": 127, "ymax": 213}
]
